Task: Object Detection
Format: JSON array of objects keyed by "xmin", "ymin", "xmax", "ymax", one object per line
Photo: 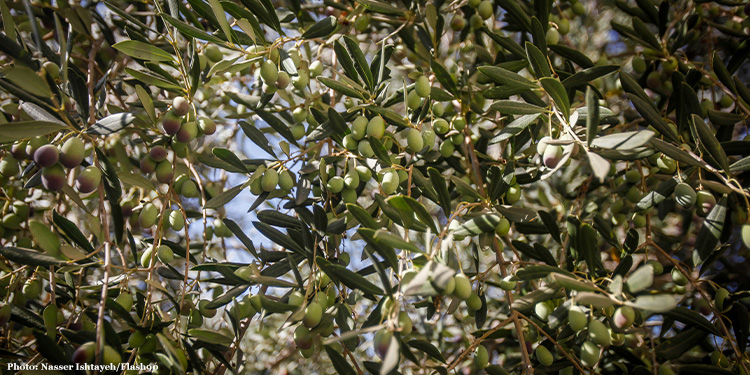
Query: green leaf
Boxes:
[
  {"xmin": 525, "ymin": 41, "xmax": 550, "ymax": 78},
  {"xmin": 730, "ymin": 155, "xmax": 750, "ymax": 172},
  {"xmin": 540, "ymin": 77, "xmax": 570, "ymax": 119},
  {"xmin": 690, "ymin": 114, "xmax": 730, "ymax": 173},
  {"xmin": 223, "ymin": 218, "xmax": 259, "ymax": 258},
  {"xmin": 255, "ymin": 110, "xmax": 299, "ymax": 146},
  {"xmin": 317, "ymin": 257, "xmax": 384, "ymax": 295},
  {"xmin": 489, "ymin": 100, "xmax": 549, "ymax": 115},
  {"xmin": 631, "ymin": 294, "xmax": 677, "ymax": 313},
  {"xmin": 664, "ymin": 307, "xmax": 722, "ymax": 335},
  {"xmin": 455, "ymin": 214, "xmax": 501, "ymax": 237},
  {"xmin": 344, "ymin": 36, "xmax": 374, "ymax": 91},
  {"xmin": 346, "ymin": 204, "xmax": 380, "ymax": 229},
  {"xmin": 160, "ymin": 13, "xmax": 226, "ymax": 44},
  {"xmin": 53, "ymin": 210, "xmax": 96, "ymax": 253},
  {"xmin": 537, "ymin": 210, "xmax": 561, "ymax": 243},
  {"xmin": 135, "ymin": 85, "xmax": 156, "ymax": 124},
  {"xmin": 578, "ymin": 223, "xmax": 601, "ymax": 276},
  {"xmin": 678, "ymin": 364, "xmax": 735, "ymax": 375},
  {"xmin": 488, "ymin": 113, "xmax": 541, "ymax": 144},
  {"xmin": 0, "ymin": 120, "xmax": 68, "ymax": 143},
  {"xmin": 1, "ymin": 66, "xmax": 52, "ymax": 98},
  {"xmin": 239, "ymin": 120, "xmax": 275, "ymax": 157},
  {"xmin": 401, "ymin": 196, "xmax": 439, "ymax": 234},
  {"xmin": 515, "ymin": 264, "xmax": 574, "ymax": 280},
  {"xmin": 573, "ymin": 292, "xmax": 615, "ymax": 308},
  {"xmin": 628, "ymin": 93, "xmax": 679, "ymax": 143},
  {"xmin": 207, "ymin": 0, "xmax": 235, "ymax": 44},
  {"xmin": 478, "ymin": 66, "xmax": 537, "ymax": 89},
  {"xmin": 511, "ymin": 285, "xmax": 563, "ymax": 312},
  {"xmin": 0, "ymin": 247, "xmax": 65, "ymax": 267},
  {"xmin": 324, "ymin": 345, "xmax": 357, "ymax": 375},
  {"xmin": 204, "ymin": 184, "xmax": 244, "ymax": 209},
  {"xmin": 587, "ymin": 151, "xmax": 611, "ymax": 183},
  {"xmin": 590, "ymin": 130, "xmax": 654, "ymax": 150},
  {"xmin": 259, "ymin": 295, "xmax": 296, "ymax": 312},
  {"xmin": 317, "ymin": 77, "xmax": 367, "ymax": 100},
  {"xmin": 354, "ymin": 0, "xmax": 405, "ymax": 15},
  {"xmin": 650, "ymin": 138, "xmax": 706, "ymax": 169},
  {"xmin": 635, "ymin": 176, "xmax": 679, "ymax": 211},
  {"xmin": 562, "ymin": 65, "xmax": 619, "ymax": 89},
  {"xmin": 113, "ymin": 40, "xmax": 174, "ymax": 61},
  {"xmin": 373, "ymin": 229, "xmax": 422, "ymax": 253},
  {"xmin": 548, "ymin": 44, "xmax": 595, "ymax": 68},
  {"xmin": 125, "ymin": 68, "xmax": 184, "ymax": 91},
  {"xmin": 694, "ymin": 195, "xmax": 727, "ymax": 265},
  {"xmin": 407, "ymin": 340, "xmax": 445, "ymax": 363},
  {"xmin": 205, "ymin": 285, "xmax": 248, "ymax": 309},
  {"xmin": 625, "ymin": 264, "xmax": 653, "ymax": 293},
  {"xmin": 212, "ymin": 148, "xmax": 249, "ymax": 173},
  {"xmin": 86, "ymin": 113, "xmax": 136, "ymax": 135},
  {"xmin": 431, "ymin": 60, "xmax": 458, "ymax": 96},
  {"xmin": 586, "ymin": 86, "xmax": 599, "ymax": 147},
  {"xmin": 428, "ymin": 168, "xmax": 451, "ymax": 214},
  {"xmin": 189, "ymin": 328, "xmax": 234, "ymax": 345},
  {"xmin": 655, "ymin": 329, "xmax": 707, "ymax": 360},
  {"xmin": 254, "ymin": 222, "xmax": 306, "ymax": 255},
  {"xmin": 550, "ymin": 273, "xmax": 597, "ymax": 291},
  {"xmin": 301, "ymin": 15, "xmax": 337, "ymax": 39}
]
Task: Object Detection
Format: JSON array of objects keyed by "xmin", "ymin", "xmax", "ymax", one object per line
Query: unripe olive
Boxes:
[
  {"xmin": 34, "ymin": 144, "xmax": 59, "ymax": 168},
  {"xmin": 1, "ymin": 213, "xmax": 21, "ymax": 229},
  {"xmin": 349, "ymin": 138, "xmax": 372, "ymax": 158},
  {"xmin": 499, "ymin": 275, "xmax": 516, "ymax": 290},
  {"xmin": 468, "ymin": 0, "xmax": 480, "ymax": 7},
  {"xmin": 75, "ymin": 166, "xmax": 102, "ymax": 194},
  {"xmin": 710, "ymin": 351, "xmax": 730, "ymax": 368},
  {"xmin": 406, "ymin": 128, "xmax": 424, "ymax": 152},
  {"xmin": 275, "ymin": 71, "xmax": 290, "ymax": 89},
  {"xmin": 506, "ymin": 184, "xmax": 522, "ymax": 204},
  {"xmin": 326, "ymin": 176, "xmax": 345, "ymax": 193},
  {"xmin": 397, "ymin": 311, "xmax": 413, "ymax": 335},
  {"xmin": 580, "ymin": 341, "xmax": 600, "ymax": 367},
  {"xmin": 663, "ymin": 56, "xmax": 678, "ymax": 72},
  {"xmin": 60, "ymin": 137, "xmax": 85, "ymax": 168},
  {"xmin": 188, "ymin": 308, "xmax": 203, "ymax": 326},
  {"xmin": 671, "ymin": 268, "xmax": 688, "ymax": 286},
  {"xmin": 140, "ymin": 245, "xmax": 154, "ymax": 268},
  {"xmin": 545, "ymin": 28, "xmax": 560, "ymax": 45},
  {"xmin": 172, "ymin": 97, "xmax": 190, "ymax": 117},
  {"xmin": 613, "ymin": 306, "xmax": 635, "ymax": 329},
  {"xmin": 536, "ymin": 345, "xmax": 554, "ymax": 366},
  {"xmin": 147, "ymin": 146, "xmax": 167, "ymax": 162},
  {"xmin": 542, "ymin": 145, "xmax": 563, "ymax": 168},
  {"xmin": 657, "ymin": 155, "xmax": 677, "ymax": 174},
  {"xmin": 278, "ymin": 170, "xmax": 295, "ymax": 190},
  {"xmin": 309, "ymin": 61, "xmax": 324, "ymax": 77},
  {"xmin": 303, "ymin": 302, "xmax": 323, "ymax": 328},
  {"xmin": 646, "ymin": 71, "xmax": 661, "ymax": 89},
  {"xmin": 139, "ymin": 203, "xmax": 159, "ymax": 228},
  {"xmin": 469, "ymin": 13, "xmax": 484, "ymax": 29},
  {"xmin": 439, "ymin": 141, "xmax": 455, "ymax": 157},
  {"xmin": 451, "ymin": 14, "xmax": 466, "ymax": 30},
  {"xmin": 696, "ymin": 190, "xmax": 716, "ymax": 216},
  {"xmin": 422, "ymin": 129, "xmax": 436, "ymax": 149},
  {"xmin": 367, "ymin": 116, "xmax": 385, "ymax": 139},
  {"xmin": 624, "ymin": 169, "xmax": 641, "ymax": 184},
  {"xmin": 162, "ymin": 112, "xmax": 182, "ymax": 135},
  {"xmin": 288, "ymin": 291, "xmax": 305, "ymax": 307},
  {"xmin": 344, "ymin": 170, "xmax": 360, "ymax": 189},
  {"xmin": 23, "ymin": 278, "xmax": 42, "ymax": 299},
  {"xmin": 342, "ymin": 134, "xmax": 358, "ymax": 151},
  {"xmin": 381, "ymin": 170, "xmax": 399, "ymax": 195},
  {"xmin": 626, "ymin": 186, "xmax": 641, "ymax": 203},
  {"xmin": 128, "ymin": 330, "xmax": 147, "ymax": 347},
  {"xmin": 205, "ymin": 45, "xmax": 223, "ymax": 62},
  {"xmin": 294, "ymin": 325, "xmax": 313, "ymax": 349},
  {"xmin": 473, "ymin": 345, "xmax": 489, "ymax": 369},
  {"xmin": 198, "ymin": 117, "xmax": 217, "ymax": 135},
  {"xmin": 42, "ymin": 164, "xmax": 66, "ymax": 191},
  {"xmin": 415, "ymin": 76, "xmax": 431, "ymax": 98},
  {"xmin": 674, "ymin": 182, "xmax": 696, "ymax": 209},
  {"xmin": 433, "ymin": 119, "xmax": 450, "ymax": 135},
  {"xmin": 43, "ymin": 61, "xmax": 60, "ymax": 79},
  {"xmin": 140, "ymin": 334, "xmax": 157, "ymax": 353},
  {"xmin": 535, "ymin": 301, "xmax": 552, "ymax": 321},
  {"xmin": 354, "ymin": 13, "xmax": 370, "ymax": 32},
  {"xmin": 72, "ymin": 342, "xmax": 96, "ymax": 364},
  {"xmin": 292, "ymin": 71, "xmax": 309, "ymax": 89},
  {"xmin": 407, "ymin": 90, "xmax": 421, "ymax": 110},
  {"xmin": 453, "ymin": 273, "xmax": 472, "ymax": 300},
  {"xmin": 352, "ymin": 116, "xmax": 368, "ymax": 140},
  {"xmin": 477, "ymin": 0, "xmax": 493, "ymax": 19},
  {"xmin": 588, "ymin": 320, "xmax": 611, "ymax": 347},
  {"xmin": 466, "ymin": 292, "xmax": 482, "ymax": 311},
  {"xmin": 181, "ymin": 180, "xmax": 199, "ymax": 198},
  {"xmin": 258, "ymin": 169, "xmax": 277, "ymax": 192},
  {"xmin": 260, "ymin": 60, "xmax": 278, "ymax": 83},
  {"xmin": 0, "ymin": 156, "xmax": 20, "ymax": 178},
  {"xmin": 168, "ymin": 210, "xmax": 185, "ymax": 231},
  {"xmin": 155, "ymin": 161, "xmax": 174, "ymax": 183},
  {"xmin": 715, "ymin": 288, "xmax": 730, "ymax": 312},
  {"xmin": 26, "ymin": 136, "xmax": 47, "ymax": 157},
  {"xmin": 568, "ymin": 306, "xmax": 588, "ymax": 331},
  {"xmin": 632, "ymin": 56, "xmax": 647, "ymax": 74},
  {"xmin": 452, "ymin": 115, "xmax": 466, "ymax": 131},
  {"xmin": 373, "ymin": 329, "xmax": 392, "ymax": 358},
  {"xmin": 176, "ymin": 121, "xmax": 198, "ymax": 143},
  {"xmin": 291, "ymin": 123, "xmax": 306, "ymax": 140},
  {"xmin": 140, "ymin": 156, "xmax": 157, "ymax": 174}
]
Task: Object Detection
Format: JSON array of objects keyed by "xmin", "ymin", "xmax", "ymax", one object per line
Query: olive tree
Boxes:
[{"xmin": 0, "ymin": 0, "xmax": 749, "ymax": 373}]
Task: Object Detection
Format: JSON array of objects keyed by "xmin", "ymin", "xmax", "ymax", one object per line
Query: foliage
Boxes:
[{"xmin": 0, "ymin": 0, "xmax": 749, "ymax": 373}]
